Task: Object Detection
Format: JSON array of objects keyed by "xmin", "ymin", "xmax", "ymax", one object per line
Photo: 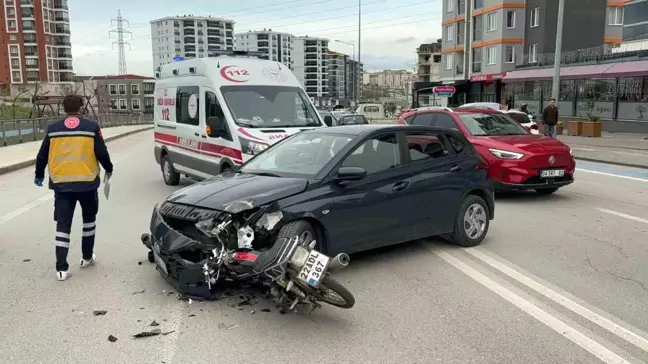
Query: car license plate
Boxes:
[
  {"xmin": 153, "ymin": 243, "xmax": 168, "ymax": 275},
  {"xmin": 297, "ymin": 250, "xmax": 330, "ymax": 288},
  {"xmin": 540, "ymin": 169, "xmax": 564, "ymax": 178}
]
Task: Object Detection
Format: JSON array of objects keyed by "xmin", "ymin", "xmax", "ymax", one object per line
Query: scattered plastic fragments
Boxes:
[
  {"xmin": 22, "ymin": 259, "xmax": 31, "ymax": 262},
  {"xmin": 132, "ymin": 329, "xmax": 161, "ymax": 338},
  {"xmin": 108, "ymin": 335, "xmax": 118, "ymax": 342},
  {"xmin": 132, "ymin": 289, "xmax": 145, "ymax": 295},
  {"xmin": 93, "ymin": 310, "xmax": 107, "ymax": 316},
  {"xmin": 218, "ymin": 323, "xmax": 239, "ymax": 330},
  {"xmin": 162, "ymin": 330, "xmax": 175, "ymax": 335},
  {"xmin": 149, "ymin": 320, "xmax": 159, "ymax": 327},
  {"xmin": 188, "ymin": 314, "xmax": 196, "ymax": 317},
  {"xmin": 261, "ymin": 308, "xmax": 271, "ymax": 313}
]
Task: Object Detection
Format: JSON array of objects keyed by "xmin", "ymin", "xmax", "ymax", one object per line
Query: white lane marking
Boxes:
[
  {"xmin": 0, "ymin": 194, "xmax": 53, "ymax": 225},
  {"xmin": 576, "ymin": 169, "xmax": 648, "ymax": 183},
  {"xmin": 433, "ymin": 249, "xmax": 632, "ymax": 364},
  {"xmin": 573, "ymin": 147, "xmax": 596, "ymax": 151},
  {"xmin": 0, "ymin": 151, "xmax": 134, "ymax": 226},
  {"xmin": 465, "ymin": 248, "xmax": 648, "ymax": 354},
  {"xmin": 595, "ymin": 208, "xmax": 648, "ymax": 225}
]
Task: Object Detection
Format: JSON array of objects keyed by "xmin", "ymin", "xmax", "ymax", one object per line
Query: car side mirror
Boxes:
[
  {"xmin": 206, "ymin": 116, "xmax": 226, "ymax": 138},
  {"xmin": 323, "ymin": 115, "xmax": 333, "ymax": 126},
  {"xmin": 335, "ymin": 166, "xmax": 366, "ymax": 181}
]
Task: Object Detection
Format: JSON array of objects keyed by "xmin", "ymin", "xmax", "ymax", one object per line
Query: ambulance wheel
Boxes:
[{"xmin": 161, "ymin": 154, "xmax": 180, "ymax": 186}]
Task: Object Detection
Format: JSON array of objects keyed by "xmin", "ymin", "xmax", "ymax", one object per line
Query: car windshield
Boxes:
[
  {"xmin": 507, "ymin": 112, "xmax": 531, "ymax": 124},
  {"xmin": 240, "ymin": 132, "xmax": 354, "ymax": 178},
  {"xmin": 458, "ymin": 113, "xmax": 529, "ymax": 136},
  {"xmin": 340, "ymin": 115, "xmax": 367, "ymax": 125},
  {"xmin": 221, "ymin": 85, "xmax": 323, "ymax": 128}
]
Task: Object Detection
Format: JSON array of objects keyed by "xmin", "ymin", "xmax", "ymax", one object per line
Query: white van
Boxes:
[{"xmin": 153, "ymin": 51, "xmax": 326, "ymax": 185}]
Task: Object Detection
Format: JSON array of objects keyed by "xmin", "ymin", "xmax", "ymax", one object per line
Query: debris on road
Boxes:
[
  {"xmin": 132, "ymin": 329, "xmax": 161, "ymax": 338},
  {"xmin": 250, "ymin": 310, "xmax": 255, "ymax": 315},
  {"xmin": 188, "ymin": 314, "xmax": 196, "ymax": 317},
  {"xmin": 108, "ymin": 335, "xmax": 118, "ymax": 342},
  {"xmin": 162, "ymin": 330, "xmax": 175, "ymax": 335},
  {"xmin": 218, "ymin": 323, "xmax": 239, "ymax": 330},
  {"xmin": 261, "ymin": 308, "xmax": 271, "ymax": 313},
  {"xmin": 149, "ymin": 320, "xmax": 160, "ymax": 327},
  {"xmin": 22, "ymin": 259, "xmax": 31, "ymax": 262},
  {"xmin": 93, "ymin": 310, "xmax": 107, "ymax": 316},
  {"xmin": 132, "ymin": 289, "xmax": 145, "ymax": 295}
]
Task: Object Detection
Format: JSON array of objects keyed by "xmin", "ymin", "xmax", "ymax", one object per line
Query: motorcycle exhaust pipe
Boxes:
[{"xmin": 328, "ymin": 253, "xmax": 350, "ymax": 271}]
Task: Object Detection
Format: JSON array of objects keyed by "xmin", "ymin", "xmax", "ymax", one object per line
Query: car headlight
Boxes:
[
  {"xmin": 489, "ymin": 148, "xmax": 524, "ymax": 160},
  {"xmin": 569, "ymin": 148, "xmax": 573, "ymax": 156},
  {"xmin": 239, "ymin": 137, "xmax": 269, "ymax": 155},
  {"xmin": 195, "ymin": 219, "xmax": 217, "ymax": 237}
]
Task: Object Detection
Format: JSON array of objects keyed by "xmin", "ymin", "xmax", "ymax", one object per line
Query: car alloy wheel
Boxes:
[{"xmin": 463, "ymin": 203, "xmax": 487, "ymax": 240}]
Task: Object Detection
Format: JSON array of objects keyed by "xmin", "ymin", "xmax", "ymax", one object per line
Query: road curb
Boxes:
[
  {"xmin": 575, "ymin": 157, "xmax": 648, "ymax": 170},
  {"xmin": 0, "ymin": 126, "xmax": 153, "ymax": 176}
]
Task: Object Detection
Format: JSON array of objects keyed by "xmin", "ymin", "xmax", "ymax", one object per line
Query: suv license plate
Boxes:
[
  {"xmin": 297, "ymin": 250, "xmax": 330, "ymax": 288},
  {"xmin": 540, "ymin": 169, "xmax": 564, "ymax": 178}
]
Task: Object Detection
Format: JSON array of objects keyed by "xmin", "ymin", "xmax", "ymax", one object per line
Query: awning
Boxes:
[
  {"xmin": 561, "ymin": 63, "xmax": 615, "ymax": 79},
  {"xmin": 604, "ymin": 60, "xmax": 648, "ymax": 77},
  {"xmin": 503, "ymin": 68, "xmax": 553, "ymax": 80}
]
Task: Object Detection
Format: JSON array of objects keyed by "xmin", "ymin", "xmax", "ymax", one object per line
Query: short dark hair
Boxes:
[
  {"xmin": 63, "ymin": 94, "xmax": 84, "ymax": 114},
  {"xmin": 549, "ymin": 98, "xmax": 556, "ymax": 102}
]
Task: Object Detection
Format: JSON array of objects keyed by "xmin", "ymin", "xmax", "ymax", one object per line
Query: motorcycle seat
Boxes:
[{"xmin": 252, "ymin": 237, "xmax": 294, "ymax": 274}]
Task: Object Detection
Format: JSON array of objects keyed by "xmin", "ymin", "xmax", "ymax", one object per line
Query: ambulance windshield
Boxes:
[{"xmin": 221, "ymin": 85, "xmax": 323, "ymax": 128}]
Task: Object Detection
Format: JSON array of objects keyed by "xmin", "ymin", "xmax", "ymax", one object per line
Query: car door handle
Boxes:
[
  {"xmin": 194, "ymin": 132, "xmax": 200, "ymax": 136},
  {"xmin": 450, "ymin": 164, "xmax": 462, "ymax": 172},
  {"xmin": 392, "ymin": 180, "xmax": 411, "ymax": 192},
  {"xmin": 200, "ymin": 134, "xmax": 207, "ymax": 138}
]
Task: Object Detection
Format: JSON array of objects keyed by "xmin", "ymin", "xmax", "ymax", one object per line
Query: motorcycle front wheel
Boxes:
[{"xmin": 317, "ymin": 275, "xmax": 355, "ymax": 309}]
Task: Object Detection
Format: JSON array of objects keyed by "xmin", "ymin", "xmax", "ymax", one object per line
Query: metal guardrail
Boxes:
[{"xmin": 0, "ymin": 113, "xmax": 153, "ymax": 147}]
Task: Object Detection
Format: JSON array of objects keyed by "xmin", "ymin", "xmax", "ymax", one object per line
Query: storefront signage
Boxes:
[
  {"xmin": 470, "ymin": 72, "xmax": 507, "ymax": 82},
  {"xmin": 433, "ymin": 85, "xmax": 456, "ymax": 97}
]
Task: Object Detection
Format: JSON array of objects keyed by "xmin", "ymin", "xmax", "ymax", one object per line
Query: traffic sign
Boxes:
[{"xmin": 433, "ymin": 85, "xmax": 456, "ymax": 97}]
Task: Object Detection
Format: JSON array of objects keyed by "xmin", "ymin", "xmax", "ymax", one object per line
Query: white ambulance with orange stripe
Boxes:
[{"xmin": 153, "ymin": 50, "xmax": 326, "ymax": 185}]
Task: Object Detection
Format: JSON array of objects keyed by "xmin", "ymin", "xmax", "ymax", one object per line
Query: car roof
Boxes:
[{"xmin": 303, "ymin": 124, "xmax": 457, "ymax": 137}]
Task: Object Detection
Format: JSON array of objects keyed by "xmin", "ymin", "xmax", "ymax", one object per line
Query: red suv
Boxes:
[{"xmin": 397, "ymin": 107, "xmax": 575, "ymax": 195}]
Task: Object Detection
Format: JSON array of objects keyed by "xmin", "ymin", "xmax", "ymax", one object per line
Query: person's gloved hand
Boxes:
[
  {"xmin": 34, "ymin": 178, "xmax": 43, "ymax": 187},
  {"xmin": 106, "ymin": 172, "xmax": 113, "ymax": 180}
]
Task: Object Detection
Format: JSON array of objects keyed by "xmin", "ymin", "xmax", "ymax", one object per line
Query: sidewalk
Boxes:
[
  {"xmin": 0, "ymin": 125, "xmax": 152, "ymax": 175},
  {"xmin": 557, "ymin": 132, "xmax": 648, "ymax": 169}
]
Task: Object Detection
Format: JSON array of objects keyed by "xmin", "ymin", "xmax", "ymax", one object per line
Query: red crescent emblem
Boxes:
[
  {"xmin": 220, "ymin": 65, "xmax": 248, "ymax": 83},
  {"xmin": 64, "ymin": 116, "xmax": 80, "ymax": 129}
]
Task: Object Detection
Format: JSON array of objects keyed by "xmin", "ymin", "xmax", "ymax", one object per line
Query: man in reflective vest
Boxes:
[{"xmin": 34, "ymin": 95, "xmax": 114, "ymax": 281}]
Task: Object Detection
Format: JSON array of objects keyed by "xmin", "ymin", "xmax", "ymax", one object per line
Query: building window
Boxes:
[
  {"xmin": 12, "ymin": 71, "xmax": 21, "ymax": 83},
  {"xmin": 505, "ymin": 45, "xmax": 515, "ymax": 63},
  {"xmin": 119, "ymin": 99, "xmax": 127, "ymax": 110},
  {"xmin": 9, "ymin": 34, "xmax": 18, "ymax": 40},
  {"xmin": 445, "ymin": 24, "xmax": 454, "ymax": 41},
  {"xmin": 486, "ymin": 12, "xmax": 498, "ymax": 31},
  {"xmin": 9, "ymin": 45, "xmax": 18, "ymax": 55},
  {"xmin": 445, "ymin": 53, "xmax": 454, "ymax": 70},
  {"xmin": 132, "ymin": 98, "xmax": 141, "ymax": 110},
  {"xmin": 473, "ymin": 15, "xmax": 483, "ymax": 41},
  {"xmin": 473, "ymin": 0, "xmax": 483, "ymax": 9},
  {"xmin": 506, "ymin": 10, "xmax": 516, "ymax": 28},
  {"xmin": 530, "ymin": 7, "xmax": 539, "ymax": 27},
  {"xmin": 131, "ymin": 84, "xmax": 140, "ymax": 95},
  {"xmin": 458, "ymin": 0, "xmax": 466, "ymax": 15},
  {"xmin": 446, "ymin": 0, "xmax": 454, "ymax": 12},
  {"xmin": 529, "ymin": 43, "xmax": 538, "ymax": 62},
  {"xmin": 608, "ymin": 7, "xmax": 623, "ymax": 25},
  {"xmin": 472, "ymin": 48, "xmax": 482, "ymax": 73},
  {"xmin": 109, "ymin": 84, "xmax": 117, "ymax": 95},
  {"xmin": 110, "ymin": 99, "xmax": 117, "ymax": 110},
  {"xmin": 8, "ymin": 20, "xmax": 17, "ymax": 28},
  {"xmin": 118, "ymin": 84, "xmax": 127, "ymax": 95},
  {"xmin": 486, "ymin": 46, "xmax": 497, "ymax": 65}
]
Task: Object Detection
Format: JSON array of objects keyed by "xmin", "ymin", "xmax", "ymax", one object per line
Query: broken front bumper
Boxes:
[{"xmin": 141, "ymin": 206, "xmax": 217, "ymax": 300}]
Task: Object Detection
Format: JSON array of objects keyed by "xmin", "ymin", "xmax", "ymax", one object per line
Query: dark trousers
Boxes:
[{"xmin": 54, "ymin": 190, "xmax": 99, "ymax": 271}]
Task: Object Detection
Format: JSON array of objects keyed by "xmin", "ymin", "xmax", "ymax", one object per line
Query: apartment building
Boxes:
[
  {"xmin": 440, "ymin": 0, "xmax": 619, "ymax": 103},
  {"xmin": 622, "ymin": 0, "xmax": 648, "ymax": 40},
  {"xmin": 235, "ymin": 29, "xmax": 293, "ymax": 69},
  {"xmin": 1, "ymin": 0, "xmax": 74, "ymax": 93},
  {"xmin": 291, "ymin": 36, "xmax": 329, "ymax": 98},
  {"xmin": 327, "ymin": 51, "xmax": 363, "ymax": 103},
  {"xmin": 365, "ymin": 70, "xmax": 414, "ymax": 89},
  {"xmin": 90, "ymin": 74, "xmax": 155, "ymax": 114},
  {"xmin": 150, "ymin": 15, "xmax": 234, "ymax": 74}
]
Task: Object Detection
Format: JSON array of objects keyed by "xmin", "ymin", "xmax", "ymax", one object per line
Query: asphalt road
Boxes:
[{"xmin": 1, "ymin": 131, "xmax": 647, "ymax": 364}]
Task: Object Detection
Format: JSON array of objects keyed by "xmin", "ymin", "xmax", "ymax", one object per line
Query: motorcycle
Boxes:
[{"xmin": 141, "ymin": 216, "xmax": 355, "ymax": 313}]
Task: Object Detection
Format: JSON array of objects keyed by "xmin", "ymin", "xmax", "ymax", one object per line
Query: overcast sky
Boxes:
[{"xmin": 70, "ymin": 0, "xmax": 442, "ymax": 76}]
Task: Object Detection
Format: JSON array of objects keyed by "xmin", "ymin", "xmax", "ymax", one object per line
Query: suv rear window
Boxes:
[{"xmin": 507, "ymin": 112, "xmax": 531, "ymax": 124}]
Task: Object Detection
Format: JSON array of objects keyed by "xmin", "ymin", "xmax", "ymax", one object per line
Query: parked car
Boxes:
[
  {"xmin": 505, "ymin": 110, "xmax": 539, "ymax": 134},
  {"xmin": 319, "ymin": 111, "xmax": 338, "ymax": 127},
  {"xmin": 456, "ymin": 102, "xmax": 505, "ymax": 111},
  {"xmin": 338, "ymin": 114, "xmax": 370, "ymax": 125},
  {"xmin": 397, "ymin": 107, "xmax": 575, "ymax": 195},
  {"xmin": 155, "ymin": 125, "xmax": 495, "ymax": 264}
]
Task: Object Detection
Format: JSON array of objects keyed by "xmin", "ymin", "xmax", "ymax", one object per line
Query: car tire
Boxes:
[
  {"xmin": 276, "ymin": 220, "xmax": 319, "ymax": 251},
  {"xmin": 448, "ymin": 195, "xmax": 490, "ymax": 247},
  {"xmin": 161, "ymin": 154, "xmax": 180, "ymax": 186},
  {"xmin": 535, "ymin": 187, "xmax": 559, "ymax": 195},
  {"xmin": 220, "ymin": 164, "xmax": 232, "ymax": 174}
]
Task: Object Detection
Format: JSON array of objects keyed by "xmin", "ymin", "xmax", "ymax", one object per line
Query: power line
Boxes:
[
  {"xmin": 109, "ymin": 9, "xmax": 133, "ymax": 75},
  {"xmin": 317, "ymin": 15, "xmax": 441, "ymax": 37}
]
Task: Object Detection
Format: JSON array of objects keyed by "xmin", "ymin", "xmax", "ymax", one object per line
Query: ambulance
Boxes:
[{"xmin": 153, "ymin": 50, "xmax": 326, "ymax": 185}]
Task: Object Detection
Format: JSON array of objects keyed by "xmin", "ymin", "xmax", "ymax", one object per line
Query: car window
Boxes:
[
  {"xmin": 404, "ymin": 114, "xmax": 415, "ymax": 124},
  {"xmin": 405, "ymin": 132, "xmax": 449, "ymax": 161},
  {"xmin": 176, "ymin": 86, "xmax": 200, "ymax": 126},
  {"xmin": 411, "ymin": 113, "xmax": 435, "ymax": 126},
  {"xmin": 446, "ymin": 134, "xmax": 466, "ymax": 154},
  {"xmin": 205, "ymin": 91, "xmax": 231, "ymax": 140},
  {"xmin": 341, "ymin": 133, "xmax": 400, "ymax": 175},
  {"xmin": 340, "ymin": 115, "xmax": 368, "ymax": 125},
  {"xmin": 458, "ymin": 113, "xmax": 529, "ymax": 136},
  {"xmin": 434, "ymin": 113, "xmax": 458, "ymax": 129},
  {"xmin": 507, "ymin": 112, "xmax": 531, "ymax": 124}
]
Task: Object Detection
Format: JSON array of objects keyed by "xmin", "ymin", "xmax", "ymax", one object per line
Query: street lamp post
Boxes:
[
  {"xmin": 334, "ymin": 40, "xmax": 356, "ymax": 103},
  {"xmin": 551, "ymin": 0, "xmax": 565, "ymax": 100}
]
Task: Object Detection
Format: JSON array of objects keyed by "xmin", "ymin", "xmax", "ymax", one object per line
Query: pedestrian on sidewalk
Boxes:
[
  {"xmin": 33, "ymin": 95, "xmax": 114, "ymax": 281},
  {"xmin": 541, "ymin": 98, "xmax": 560, "ymax": 138}
]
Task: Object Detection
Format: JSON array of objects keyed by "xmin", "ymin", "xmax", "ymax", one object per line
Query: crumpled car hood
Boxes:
[{"xmin": 166, "ymin": 172, "xmax": 308, "ymax": 212}]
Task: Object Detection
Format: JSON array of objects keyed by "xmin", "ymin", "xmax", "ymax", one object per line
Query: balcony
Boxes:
[
  {"xmin": 305, "ymin": 47, "xmax": 318, "ymax": 53},
  {"xmin": 184, "ymin": 29, "xmax": 195, "ymax": 36},
  {"xmin": 225, "ymin": 23, "xmax": 232, "ymax": 30},
  {"xmin": 21, "ymin": 0, "xmax": 34, "ymax": 5},
  {"xmin": 184, "ymin": 37, "xmax": 196, "ymax": 44},
  {"xmin": 183, "ymin": 21, "xmax": 194, "ymax": 28},
  {"xmin": 207, "ymin": 30, "xmax": 220, "ymax": 36},
  {"xmin": 55, "ymin": 26, "xmax": 70, "ymax": 35},
  {"xmin": 26, "ymin": 62, "xmax": 39, "ymax": 69},
  {"xmin": 58, "ymin": 50, "xmax": 72, "ymax": 58},
  {"xmin": 206, "ymin": 21, "xmax": 220, "ymax": 28},
  {"xmin": 53, "ymin": 0, "xmax": 68, "ymax": 10}
]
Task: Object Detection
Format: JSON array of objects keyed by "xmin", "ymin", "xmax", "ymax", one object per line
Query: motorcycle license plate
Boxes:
[{"xmin": 297, "ymin": 250, "xmax": 329, "ymax": 288}]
